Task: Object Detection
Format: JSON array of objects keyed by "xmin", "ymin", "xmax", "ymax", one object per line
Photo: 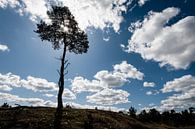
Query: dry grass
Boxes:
[{"xmin": 0, "ymin": 107, "xmax": 193, "ymax": 129}]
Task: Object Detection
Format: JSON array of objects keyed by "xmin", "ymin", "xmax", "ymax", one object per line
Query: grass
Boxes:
[{"xmin": 0, "ymin": 107, "xmax": 194, "ymax": 129}]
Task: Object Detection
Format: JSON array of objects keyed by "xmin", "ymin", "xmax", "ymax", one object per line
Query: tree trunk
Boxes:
[{"xmin": 57, "ymin": 43, "xmax": 67, "ymax": 110}]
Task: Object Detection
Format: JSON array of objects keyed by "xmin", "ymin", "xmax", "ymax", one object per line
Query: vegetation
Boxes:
[
  {"xmin": 0, "ymin": 104, "xmax": 195, "ymax": 129},
  {"xmin": 133, "ymin": 107, "xmax": 195, "ymax": 127},
  {"xmin": 35, "ymin": 6, "xmax": 89, "ymax": 109}
]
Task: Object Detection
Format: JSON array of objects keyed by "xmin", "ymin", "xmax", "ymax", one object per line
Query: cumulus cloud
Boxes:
[
  {"xmin": 113, "ymin": 61, "xmax": 144, "ymax": 80},
  {"xmin": 0, "ymin": 84, "xmax": 12, "ymax": 91},
  {"xmin": 71, "ymin": 61, "xmax": 144, "ymax": 93},
  {"xmin": 125, "ymin": 7, "xmax": 195, "ymax": 70},
  {"xmin": 63, "ymin": 88, "xmax": 76, "ymax": 100},
  {"xmin": 59, "ymin": 0, "xmax": 129, "ymax": 32},
  {"xmin": 0, "ymin": 91, "xmax": 126, "ymax": 111},
  {"xmin": 0, "ymin": 0, "xmax": 132, "ymax": 32},
  {"xmin": 71, "ymin": 76, "xmax": 104, "ymax": 93},
  {"xmin": 161, "ymin": 75, "xmax": 195, "ymax": 93},
  {"xmin": 138, "ymin": 0, "xmax": 150, "ymax": 6},
  {"xmin": 44, "ymin": 93, "xmax": 55, "ymax": 98},
  {"xmin": 86, "ymin": 88, "xmax": 130, "ymax": 105},
  {"xmin": 43, "ymin": 88, "xmax": 76, "ymax": 100},
  {"xmin": 143, "ymin": 81, "xmax": 155, "ymax": 87},
  {"xmin": 20, "ymin": 76, "xmax": 58, "ymax": 92},
  {"xmin": 160, "ymin": 75, "xmax": 195, "ymax": 110},
  {"xmin": 0, "ymin": 73, "xmax": 21, "ymax": 88},
  {"xmin": 94, "ymin": 70, "xmax": 127, "ymax": 87},
  {"xmin": 0, "ymin": 0, "xmax": 49, "ymax": 23},
  {"xmin": 0, "ymin": 0, "xmax": 19, "ymax": 8},
  {"xmin": 71, "ymin": 61, "xmax": 142, "ymax": 105},
  {"xmin": 0, "ymin": 92, "xmax": 44, "ymax": 106},
  {"xmin": 0, "ymin": 44, "xmax": 9, "ymax": 52},
  {"xmin": 0, "ymin": 72, "xmax": 58, "ymax": 92},
  {"xmin": 146, "ymin": 90, "xmax": 159, "ymax": 95}
]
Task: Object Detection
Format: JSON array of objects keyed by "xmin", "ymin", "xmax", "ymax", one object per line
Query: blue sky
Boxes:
[{"xmin": 0, "ymin": 0, "xmax": 195, "ymax": 111}]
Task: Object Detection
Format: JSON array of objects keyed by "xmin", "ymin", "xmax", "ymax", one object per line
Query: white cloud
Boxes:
[
  {"xmin": 63, "ymin": 88, "xmax": 76, "ymax": 100},
  {"xmin": 0, "ymin": 92, "xmax": 44, "ymax": 106},
  {"xmin": 113, "ymin": 61, "xmax": 144, "ymax": 80},
  {"xmin": 0, "ymin": 0, "xmax": 19, "ymax": 8},
  {"xmin": 0, "ymin": 73, "xmax": 21, "ymax": 88},
  {"xmin": 94, "ymin": 70, "xmax": 127, "ymax": 87},
  {"xmin": 0, "ymin": 0, "xmax": 132, "ymax": 32},
  {"xmin": 44, "ymin": 93, "xmax": 55, "ymax": 97},
  {"xmin": 0, "ymin": 0, "xmax": 50, "ymax": 23},
  {"xmin": 71, "ymin": 61, "xmax": 142, "ymax": 106},
  {"xmin": 143, "ymin": 81, "xmax": 155, "ymax": 87},
  {"xmin": 20, "ymin": 76, "xmax": 58, "ymax": 92},
  {"xmin": 138, "ymin": 0, "xmax": 150, "ymax": 6},
  {"xmin": 0, "ymin": 44, "xmax": 9, "ymax": 52},
  {"xmin": 59, "ymin": 0, "xmax": 129, "ymax": 32},
  {"xmin": 71, "ymin": 61, "xmax": 144, "ymax": 93},
  {"xmin": 0, "ymin": 72, "xmax": 77, "ymax": 101},
  {"xmin": 0, "ymin": 92, "xmax": 126, "ymax": 111},
  {"xmin": 86, "ymin": 88, "xmax": 130, "ymax": 105},
  {"xmin": 0, "ymin": 84, "xmax": 12, "ymax": 91},
  {"xmin": 0, "ymin": 72, "xmax": 58, "ymax": 92},
  {"xmin": 146, "ymin": 90, "xmax": 159, "ymax": 95},
  {"xmin": 125, "ymin": 7, "xmax": 195, "ymax": 70},
  {"xmin": 160, "ymin": 75, "xmax": 195, "ymax": 110},
  {"xmin": 18, "ymin": 0, "xmax": 50, "ymax": 23},
  {"xmin": 103, "ymin": 37, "xmax": 110, "ymax": 42},
  {"xmin": 161, "ymin": 75, "xmax": 195, "ymax": 93},
  {"xmin": 71, "ymin": 76, "xmax": 104, "ymax": 93}
]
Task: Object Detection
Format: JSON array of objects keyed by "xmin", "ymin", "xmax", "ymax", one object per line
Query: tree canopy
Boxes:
[{"xmin": 35, "ymin": 6, "xmax": 89, "ymax": 54}]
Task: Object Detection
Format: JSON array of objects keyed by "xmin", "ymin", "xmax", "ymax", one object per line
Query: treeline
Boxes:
[{"xmin": 127, "ymin": 106, "xmax": 195, "ymax": 127}]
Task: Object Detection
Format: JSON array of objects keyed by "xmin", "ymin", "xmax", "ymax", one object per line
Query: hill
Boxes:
[{"xmin": 0, "ymin": 107, "xmax": 194, "ymax": 129}]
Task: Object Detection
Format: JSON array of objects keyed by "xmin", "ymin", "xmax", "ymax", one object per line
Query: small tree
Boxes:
[
  {"xmin": 129, "ymin": 106, "xmax": 137, "ymax": 118},
  {"xmin": 35, "ymin": 6, "xmax": 89, "ymax": 109}
]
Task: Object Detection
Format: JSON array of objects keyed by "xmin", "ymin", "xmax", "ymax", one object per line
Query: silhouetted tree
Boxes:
[
  {"xmin": 161, "ymin": 111, "xmax": 170, "ymax": 124},
  {"xmin": 181, "ymin": 109, "xmax": 190, "ymax": 125},
  {"xmin": 138, "ymin": 109, "xmax": 148, "ymax": 122},
  {"xmin": 1, "ymin": 102, "xmax": 11, "ymax": 108},
  {"xmin": 148, "ymin": 108, "xmax": 161, "ymax": 122},
  {"xmin": 128, "ymin": 106, "xmax": 137, "ymax": 118},
  {"xmin": 189, "ymin": 107, "xmax": 195, "ymax": 114},
  {"xmin": 35, "ymin": 6, "xmax": 89, "ymax": 109}
]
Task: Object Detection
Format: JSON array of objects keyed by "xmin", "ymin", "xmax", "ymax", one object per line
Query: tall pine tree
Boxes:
[{"xmin": 35, "ymin": 6, "xmax": 89, "ymax": 109}]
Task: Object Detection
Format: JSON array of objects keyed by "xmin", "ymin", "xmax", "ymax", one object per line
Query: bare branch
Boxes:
[
  {"xmin": 64, "ymin": 70, "xmax": 68, "ymax": 75},
  {"xmin": 64, "ymin": 62, "xmax": 70, "ymax": 70},
  {"xmin": 55, "ymin": 57, "xmax": 61, "ymax": 61},
  {"xmin": 56, "ymin": 69, "xmax": 60, "ymax": 75}
]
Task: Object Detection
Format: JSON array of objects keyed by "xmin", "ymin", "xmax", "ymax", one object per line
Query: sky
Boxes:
[{"xmin": 0, "ymin": 0, "xmax": 195, "ymax": 112}]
